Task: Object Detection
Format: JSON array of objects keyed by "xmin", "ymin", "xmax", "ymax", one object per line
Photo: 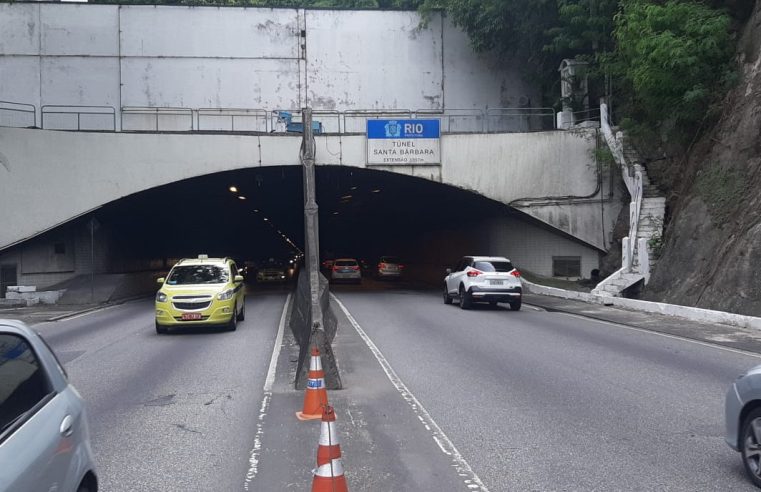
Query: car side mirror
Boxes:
[
  {"xmin": 445, "ymin": 268, "xmax": 452, "ymax": 274},
  {"xmin": 234, "ymin": 275, "xmax": 244, "ymax": 283},
  {"xmin": 156, "ymin": 277, "xmax": 165, "ymax": 284}
]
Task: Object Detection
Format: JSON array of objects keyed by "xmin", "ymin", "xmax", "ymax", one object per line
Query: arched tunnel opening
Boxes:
[
  {"xmin": 0, "ymin": 165, "xmax": 603, "ymax": 298},
  {"xmin": 90, "ymin": 165, "xmax": 529, "ymax": 279}
]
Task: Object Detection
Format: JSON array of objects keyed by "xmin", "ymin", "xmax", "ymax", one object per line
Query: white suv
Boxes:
[{"xmin": 444, "ymin": 256, "xmax": 522, "ymax": 310}]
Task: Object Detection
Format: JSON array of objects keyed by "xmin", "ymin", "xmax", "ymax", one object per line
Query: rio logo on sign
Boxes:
[{"xmin": 367, "ymin": 119, "xmax": 441, "ymax": 165}]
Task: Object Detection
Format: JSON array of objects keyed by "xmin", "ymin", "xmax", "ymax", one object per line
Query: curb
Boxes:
[
  {"xmin": 47, "ymin": 294, "xmax": 151, "ymax": 321},
  {"xmin": 521, "ymin": 279, "xmax": 761, "ymax": 331}
]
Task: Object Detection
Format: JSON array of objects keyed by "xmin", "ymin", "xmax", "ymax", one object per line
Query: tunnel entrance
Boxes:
[{"xmin": 0, "ymin": 165, "xmax": 603, "ymax": 294}]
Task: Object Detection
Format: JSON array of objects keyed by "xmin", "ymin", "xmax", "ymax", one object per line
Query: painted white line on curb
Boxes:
[
  {"xmin": 332, "ymin": 294, "xmax": 490, "ymax": 492},
  {"xmin": 556, "ymin": 312, "xmax": 761, "ymax": 360},
  {"xmin": 244, "ymin": 293, "xmax": 291, "ymax": 491}
]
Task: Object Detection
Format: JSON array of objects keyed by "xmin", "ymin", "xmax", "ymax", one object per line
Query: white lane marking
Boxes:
[
  {"xmin": 555, "ymin": 311, "xmax": 761, "ymax": 359},
  {"xmin": 332, "ymin": 294, "xmax": 490, "ymax": 492},
  {"xmin": 244, "ymin": 293, "xmax": 291, "ymax": 491},
  {"xmin": 264, "ymin": 293, "xmax": 291, "ymax": 392}
]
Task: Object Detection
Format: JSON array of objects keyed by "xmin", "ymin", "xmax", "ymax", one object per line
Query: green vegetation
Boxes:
[
  {"xmin": 695, "ymin": 164, "xmax": 747, "ymax": 225},
  {"xmin": 428, "ymin": 0, "xmax": 738, "ymax": 144}
]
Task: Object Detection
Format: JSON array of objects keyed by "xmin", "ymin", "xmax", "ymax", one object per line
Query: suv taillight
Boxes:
[
  {"xmin": 467, "ymin": 269, "xmax": 482, "ymax": 277},
  {"xmin": 351, "ymin": 265, "xmax": 359, "ymax": 271},
  {"xmin": 511, "ymin": 270, "xmax": 521, "ymax": 277}
]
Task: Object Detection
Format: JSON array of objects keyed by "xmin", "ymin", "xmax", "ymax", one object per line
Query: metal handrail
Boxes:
[
  {"xmin": 415, "ymin": 108, "xmax": 485, "ymax": 133},
  {"xmin": 197, "ymin": 108, "xmax": 269, "ymax": 132},
  {"xmin": 0, "ymin": 101, "xmax": 37, "ymax": 128},
  {"xmin": 41, "ymin": 105, "xmax": 115, "ymax": 131},
  {"xmin": 485, "ymin": 107, "xmax": 556, "ymax": 132},
  {"xmin": 2, "ymin": 102, "xmax": 585, "ymax": 135},
  {"xmin": 121, "ymin": 106, "xmax": 194, "ymax": 132}
]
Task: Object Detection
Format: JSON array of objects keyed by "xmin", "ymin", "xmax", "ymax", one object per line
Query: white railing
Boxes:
[{"xmin": 592, "ymin": 102, "xmax": 648, "ymax": 295}]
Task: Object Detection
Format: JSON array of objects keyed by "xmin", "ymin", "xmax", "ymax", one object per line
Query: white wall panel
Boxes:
[
  {"xmin": 0, "ymin": 4, "xmax": 39, "ymax": 55},
  {"xmin": 119, "ymin": 6, "xmax": 300, "ymax": 59},
  {"xmin": 41, "ymin": 57, "xmax": 120, "ymax": 107},
  {"xmin": 442, "ymin": 19, "xmax": 538, "ymax": 110},
  {"xmin": 305, "ymin": 10, "xmax": 443, "ymax": 110},
  {"xmin": 120, "ymin": 57, "xmax": 301, "ymax": 108},
  {"xmin": 41, "ymin": 5, "xmax": 118, "ymax": 56},
  {"xmin": 0, "ymin": 58, "xmax": 40, "ymax": 106}
]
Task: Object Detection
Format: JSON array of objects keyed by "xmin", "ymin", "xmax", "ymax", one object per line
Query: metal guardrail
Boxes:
[
  {"xmin": 41, "ymin": 105, "xmax": 116, "ymax": 131},
  {"xmin": 0, "ymin": 101, "xmax": 36, "ymax": 128},
  {"xmin": 1, "ymin": 101, "xmax": 577, "ymax": 134},
  {"xmin": 486, "ymin": 107, "xmax": 556, "ymax": 132},
  {"xmin": 121, "ymin": 107, "xmax": 194, "ymax": 132},
  {"xmin": 198, "ymin": 108, "xmax": 268, "ymax": 132}
]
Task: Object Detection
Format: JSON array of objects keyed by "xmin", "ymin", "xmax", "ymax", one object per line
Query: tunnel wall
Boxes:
[
  {"xmin": 383, "ymin": 215, "xmax": 601, "ymax": 282},
  {"xmin": 0, "ymin": 126, "xmax": 619, "ymax": 253}
]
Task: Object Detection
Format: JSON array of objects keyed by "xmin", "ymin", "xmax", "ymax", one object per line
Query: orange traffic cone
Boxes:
[
  {"xmin": 296, "ymin": 347, "xmax": 329, "ymax": 421},
  {"xmin": 311, "ymin": 405, "xmax": 348, "ymax": 492}
]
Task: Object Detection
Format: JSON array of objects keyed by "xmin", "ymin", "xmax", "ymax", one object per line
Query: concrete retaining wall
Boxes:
[{"xmin": 522, "ymin": 279, "xmax": 761, "ymax": 331}]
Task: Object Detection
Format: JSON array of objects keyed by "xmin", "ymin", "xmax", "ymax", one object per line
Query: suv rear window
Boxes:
[
  {"xmin": 335, "ymin": 260, "xmax": 357, "ymax": 266},
  {"xmin": 167, "ymin": 265, "xmax": 229, "ymax": 285},
  {"xmin": 474, "ymin": 261, "xmax": 514, "ymax": 272},
  {"xmin": 380, "ymin": 257, "xmax": 400, "ymax": 264}
]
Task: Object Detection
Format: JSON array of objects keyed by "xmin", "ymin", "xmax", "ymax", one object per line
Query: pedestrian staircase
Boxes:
[{"xmin": 592, "ymin": 103, "xmax": 666, "ymax": 297}]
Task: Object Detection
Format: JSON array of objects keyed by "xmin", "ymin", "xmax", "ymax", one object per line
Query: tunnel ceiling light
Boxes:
[
  {"xmin": 340, "ymin": 195, "xmax": 352, "ymax": 200},
  {"xmin": 229, "ymin": 186, "xmax": 238, "ymax": 193},
  {"xmin": 350, "ymin": 186, "xmax": 358, "ymax": 190},
  {"xmin": 253, "ymin": 209, "xmax": 259, "ymax": 213},
  {"xmin": 238, "ymin": 196, "xmax": 247, "ymax": 200},
  {"xmin": 371, "ymin": 189, "xmax": 382, "ymax": 193},
  {"xmin": 263, "ymin": 217, "xmax": 269, "ymax": 221},
  {"xmin": 332, "ymin": 212, "xmax": 339, "ymax": 215}
]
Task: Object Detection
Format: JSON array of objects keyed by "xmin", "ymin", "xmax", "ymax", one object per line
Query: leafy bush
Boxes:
[{"xmin": 610, "ymin": 0, "xmax": 735, "ymax": 138}]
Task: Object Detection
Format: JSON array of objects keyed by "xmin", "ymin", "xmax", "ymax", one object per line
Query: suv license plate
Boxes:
[
  {"xmin": 490, "ymin": 280, "xmax": 504, "ymax": 286},
  {"xmin": 182, "ymin": 313, "xmax": 203, "ymax": 321}
]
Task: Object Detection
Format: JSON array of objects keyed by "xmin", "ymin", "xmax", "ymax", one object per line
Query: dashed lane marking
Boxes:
[{"xmin": 244, "ymin": 293, "xmax": 291, "ymax": 491}]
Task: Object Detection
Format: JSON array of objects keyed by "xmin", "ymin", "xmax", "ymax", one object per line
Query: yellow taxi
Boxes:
[{"xmin": 154, "ymin": 255, "xmax": 245, "ymax": 334}]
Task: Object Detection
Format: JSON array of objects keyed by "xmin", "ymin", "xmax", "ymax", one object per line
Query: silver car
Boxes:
[
  {"xmin": 726, "ymin": 364, "xmax": 761, "ymax": 488},
  {"xmin": 0, "ymin": 319, "xmax": 98, "ymax": 492},
  {"xmin": 330, "ymin": 258, "xmax": 362, "ymax": 284}
]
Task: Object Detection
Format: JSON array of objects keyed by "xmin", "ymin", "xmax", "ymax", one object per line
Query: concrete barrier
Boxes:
[
  {"xmin": 289, "ymin": 270, "xmax": 341, "ymax": 390},
  {"xmin": 522, "ymin": 279, "xmax": 761, "ymax": 331}
]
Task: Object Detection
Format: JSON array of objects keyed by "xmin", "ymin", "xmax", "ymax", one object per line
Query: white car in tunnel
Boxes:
[
  {"xmin": 330, "ymin": 258, "xmax": 362, "ymax": 284},
  {"xmin": 444, "ymin": 256, "xmax": 522, "ymax": 310}
]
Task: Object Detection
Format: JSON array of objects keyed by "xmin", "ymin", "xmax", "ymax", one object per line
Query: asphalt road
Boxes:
[
  {"xmin": 26, "ymin": 279, "xmax": 761, "ymax": 491},
  {"xmin": 331, "ymin": 282, "xmax": 760, "ymax": 491},
  {"xmin": 34, "ymin": 292, "xmax": 289, "ymax": 492}
]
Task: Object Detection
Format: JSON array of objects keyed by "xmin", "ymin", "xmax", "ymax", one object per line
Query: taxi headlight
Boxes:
[
  {"xmin": 217, "ymin": 289, "xmax": 235, "ymax": 301},
  {"xmin": 156, "ymin": 291, "xmax": 167, "ymax": 303}
]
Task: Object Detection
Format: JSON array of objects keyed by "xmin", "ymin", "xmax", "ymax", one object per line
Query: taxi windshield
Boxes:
[{"xmin": 167, "ymin": 265, "xmax": 229, "ymax": 285}]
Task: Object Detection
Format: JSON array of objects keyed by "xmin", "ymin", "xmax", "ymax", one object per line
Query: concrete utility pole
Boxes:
[
  {"xmin": 302, "ymin": 109, "xmax": 323, "ymax": 330},
  {"xmin": 297, "ymin": 108, "xmax": 341, "ymax": 390}
]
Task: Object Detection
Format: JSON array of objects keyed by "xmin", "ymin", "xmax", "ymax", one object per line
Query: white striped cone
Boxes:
[
  {"xmin": 297, "ymin": 347, "xmax": 329, "ymax": 420},
  {"xmin": 312, "ymin": 406, "xmax": 347, "ymax": 491}
]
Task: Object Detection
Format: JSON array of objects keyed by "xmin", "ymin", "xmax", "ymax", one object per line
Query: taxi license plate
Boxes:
[
  {"xmin": 490, "ymin": 280, "xmax": 504, "ymax": 286},
  {"xmin": 181, "ymin": 313, "xmax": 203, "ymax": 321}
]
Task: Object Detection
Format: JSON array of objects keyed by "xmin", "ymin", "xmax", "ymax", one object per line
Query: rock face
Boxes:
[{"xmin": 643, "ymin": 1, "xmax": 761, "ymax": 316}]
